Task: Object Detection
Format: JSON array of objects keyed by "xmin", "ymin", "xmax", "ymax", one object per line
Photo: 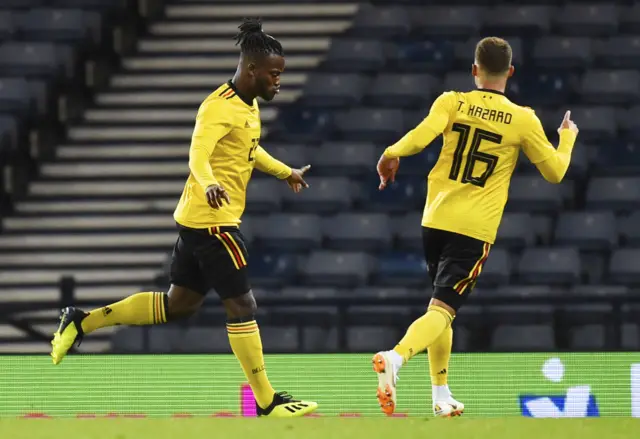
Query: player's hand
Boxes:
[
  {"xmin": 558, "ymin": 110, "xmax": 579, "ymax": 136},
  {"xmin": 377, "ymin": 153, "xmax": 400, "ymax": 190},
  {"xmin": 205, "ymin": 184, "xmax": 230, "ymax": 209},
  {"xmin": 286, "ymin": 164, "xmax": 311, "ymax": 193}
]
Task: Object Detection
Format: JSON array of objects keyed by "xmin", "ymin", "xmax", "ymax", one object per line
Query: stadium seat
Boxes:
[
  {"xmin": 281, "ymin": 177, "xmax": 352, "ymax": 214},
  {"xmin": 323, "ymin": 39, "xmax": 386, "ymax": 73},
  {"xmin": 0, "ymin": 78, "xmax": 32, "ymax": 117},
  {"xmin": 0, "ymin": 11, "xmax": 16, "ymax": 42},
  {"xmin": 507, "ymin": 175, "xmax": 564, "ymax": 213},
  {"xmin": 334, "ymin": 108, "xmax": 404, "ymax": 143},
  {"xmin": 261, "ymin": 144, "xmax": 309, "ymax": 171},
  {"xmin": 301, "ymin": 251, "xmax": 371, "ymax": 287},
  {"xmin": 608, "ymin": 248, "xmax": 640, "ymax": 285},
  {"xmin": 443, "ymin": 72, "xmax": 475, "ymax": 93},
  {"xmin": 349, "ymin": 4, "xmax": 411, "ymax": 38},
  {"xmin": 0, "ymin": 42, "xmax": 63, "ymax": 79},
  {"xmin": 298, "ymin": 73, "xmax": 368, "ymax": 108},
  {"xmin": 390, "ymin": 40, "xmax": 455, "ymax": 73},
  {"xmin": 248, "ymin": 252, "xmax": 298, "ymax": 288},
  {"xmin": 311, "ymin": 142, "xmax": 376, "ymax": 177},
  {"xmin": 269, "ymin": 107, "xmax": 334, "ymax": 143},
  {"xmin": 586, "ymin": 177, "xmax": 640, "ymax": 211},
  {"xmin": 245, "ymin": 179, "xmax": 282, "ymax": 213},
  {"xmin": 517, "ymin": 247, "xmax": 581, "ymax": 285},
  {"xmin": 518, "ymin": 71, "xmax": 573, "ymax": 106},
  {"xmin": 483, "ymin": 6, "xmax": 551, "ymax": 35},
  {"xmin": 347, "ymin": 326, "xmax": 399, "ymax": 352},
  {"xmin": 553, "ymin": 4, "xmax": 618, "ymax": 37},
  {"xmin": 323, "ymin": 213, "xmax": 392, "ymax": 251},
  {"xmin": 409, "ymin": 6, "xmax": 482, "ymax": 38},
  {"xmin": 553, "ymin": 211, "xmax": 618, "ymax": 251},
  {"xmin": 591, "ymin": 142, "xmax": 640, "ymax": 176},
  {"xmin": 532, "ymin": 37, "xmax": 592, "ymax": 69},
  {"xmin": 364, "ymin": 73, "xmax": 438, "ymax": 108},
  {"xmin": 355, "ymin": 176, "xmax": 425, "ymax": 213},
  {"xmin": 495, "ymin": 212, "xmax": 535, "ymax": 250},
  {"xmin": 393, "ymin": 213, "xmax": 423, "ymax": 251},
  {"xmin": 491, "ymin": 325, "xmax": 556, "ymax": 351},
  {"xmin": 476, "ymin": 248, "xmax": 511, "ymax": 287},
  {"xmin": 620, "ymin": 211, "xmax": 640, "ymax": 246},
  {"xmin": 373, "ymin": 251, "xmax": 427, "ymax": 287},
  {"xmin": 595, "ymin": 36, "xmax": 640, "ymax": 69},
  {"xmin": 257, "ymin": 213, "xmax": 322, "ymax": 251},
  {"xmin": 580, "ymin": 70, "xmax": 639, "ymax": 104},
  {"xmin": 620, "ymin": 109, "xmax": 640, "ymax": 141},
  {"xmin": 19, "ymin": 8, "xmax": 94, "ymax": 44}
]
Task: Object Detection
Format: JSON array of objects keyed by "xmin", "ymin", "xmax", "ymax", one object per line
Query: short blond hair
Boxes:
[{"xmin": 475, "ymin": 37, "xmax": 512, "ymax": 76}]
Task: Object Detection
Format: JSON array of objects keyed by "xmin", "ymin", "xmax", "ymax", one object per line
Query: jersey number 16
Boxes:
[{"xmin": 449, "ymin": 122, "xmax": 501, "ymax": 188}]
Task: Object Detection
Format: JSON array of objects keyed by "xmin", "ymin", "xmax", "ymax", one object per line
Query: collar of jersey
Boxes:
[
  {"xmin": 227, "ymin": 80, "xmax": 254, "ymax": 107},
  {"xmin": 476, "ymin": 88, "xmax": 505, "ymax": 96}
]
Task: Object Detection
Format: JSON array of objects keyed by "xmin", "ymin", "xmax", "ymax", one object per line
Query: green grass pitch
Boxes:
[{"xmin": 1, "ymin": 418, "xmax": 638, "ymax": 439}]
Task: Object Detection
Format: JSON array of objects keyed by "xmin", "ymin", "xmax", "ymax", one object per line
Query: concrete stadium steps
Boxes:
[
  {"xmin": 0, "ymin": 232, "xmax": 176, "ymax": 251},
  {"xmin": 14, "ymin": 199, "xmax": 177, "ymax": 215},
  {"xmin": 3, "ymin": 287, "xmax": 146, "ymax": 303}
]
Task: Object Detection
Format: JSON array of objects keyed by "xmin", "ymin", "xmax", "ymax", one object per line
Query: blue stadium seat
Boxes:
[
  {"xmin": 553, "ymin": 4, "xmax": 618, "ymax": 37},
  {"xmin": 621, "ymin": 211, "xmax": 640, "ymax": 246},
  {"xmin": 393, "ymin": 213, "xmax": 422, "ymax": 251},
  {"xmin": 0, "ymin": 78, "xmax": 32, "ymax": 117},
  {"xmin": 390, "ymin": 40, "xmax": 455, "ymax": 73},
  {"xmin": 0, "ymin": 115, "xmax": 18, "ymax": 149},
  {"xmin": 400, "ymin": 142, "xmax": 441, "ymax": 176},
  {"xmin": 257, "ymin": 214, "xmax": 321, "ymax": 251},
  {"xmin": 0, "ymin": 11, "xmax": 16, "ymax": 42},
  {"xmin": 269, "ymin": 107, "xmax": 334, "ymax": 143},
  {"xmin": 409, "ymin": 6, "xmax": 482, "ymax": 37},
  {"xmin": 608, "ymin": 249, "xmax": 640, "ymax": 285},
  {"xmin": 323, "ymin": 213, "xmax": 391, "ymax": 251},
  {"xmin": 364, "ymin": 73, "xmax": 438, "ymax": 108},
  {"xmin": 518, "ymin": 71, "xmax": 573, "ymax": 106},
  {"xmin": 298, "ymin": 73, "xmax": 368, "ymax": 108},
  {"xmin": 311, "ymin": 142, "xmax": 376, "ymax": 177},
  {"xmin": 532, "ymin": 37, "xmax": 592, "ymax": 69},
  {"xmin": 19, "ymin": 9, "xmax": 91, "ymax": 44},
  {"xmin": 517, "ymin": 247, "xmax": 581, "ymax": 285},
  {"xmin": 245, "ymin": 179, "xmax": 282, "ymax": 214},
  {"xmin": 586, "ymin": 177, "xmax": 640, "ymax": 211},
  {"xmin": 580, "ymin": 70, "xmax": 639, "ymax": 105},
  {"xmin": 564, "ymin": 106, "xmax": 617, "ymax": 142},
  {"xmin": 594, "ymin": 36, "xmax": 640, "ymax": 69},
  {"xmin": 553, "ymin": 211, "xmax": 618, "ymax": 251},
  {"xmin": 483, "ymin": 6, "xmax": 551, "ymax": 35},
  {"xmin": 374, "ymin": 251, "xmax": 426, "ymax": 287},
  {"xmin": 0, "ymin": 0, "xmax": 46, "ymax": 7},
  {"xmin": 477, "ymin": 248, "xmax": 511, "ymax": 286},
  {"xmin": 621, "ymin": 108, "xmax": 640, "ymax": 141},
  {"xmin": 248, "ymin": 252, "xmax": 298, "ymax": 288},
  {"xmin": 261, "ymin": 144, "xmax": 308, "ymax": 171},
  {"xmin": 281, "ymin": 177, "xmax": 352, "ymax": 214},
  {"xmin": 443, "ymin": 72, "xmax": 475, "ymax": 93},
  {"xmin": 334, "ymin": 108, "xmax": 404, "ymax": 143},
  {"xmin": 323, "ymin": 39, "xmax": 386, "ymax": 73},
  {"xmin": 356, "ymin": 176, "xmax": 425, "ymax": 213},
  {"xmin": 495, "ymin": 212, "xmax": 535, "ymax": 250},
  {"xmin": 507, "ymin": 175, "xmax": 564, "ymax": 213},
  {"xmin": 0, "ymin": 42, "xmax": 62, "ymax": 78},
  {"xmin": 591, "ymin": 142, "xmax": 640, "ymax": 176},
  {"xmin": 350, "ymin": 4, "xmax": 411, "ymax": 38},
  {"xmin": 301, "ymin": 251, "xmax": 371, "ymax": 287}
]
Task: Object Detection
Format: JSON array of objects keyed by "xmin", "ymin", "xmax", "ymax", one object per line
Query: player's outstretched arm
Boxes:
[
  {"xmin": 522, "ymin": 110, "xmax": 579, "ymax": 184},
  {"xmin": 377, "ymin": 92, "xmax": 455, "ymax": 190}
]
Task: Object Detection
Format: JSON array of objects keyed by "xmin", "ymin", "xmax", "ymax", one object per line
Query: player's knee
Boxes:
[
  {"xmin": 223, "ymin": 291, "xmax": 257, "ymax": 320},
  {"xmin": 166, "ymin": 286, "xmax": 204, "ymax": 321}
]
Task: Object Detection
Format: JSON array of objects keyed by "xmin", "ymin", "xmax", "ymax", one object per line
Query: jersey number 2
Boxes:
[
  {"xmin": 248, "ymin": 138, "xmax": 259, "ymax": 162},
  {"xmin": 449, "ymin": 123, "xmax": 501, "ymax": 188}
]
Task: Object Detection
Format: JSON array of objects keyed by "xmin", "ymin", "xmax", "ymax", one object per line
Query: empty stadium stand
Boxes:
[{"xmin": 0, "ymin": 0, "xmax": 639, "ymax": 354}]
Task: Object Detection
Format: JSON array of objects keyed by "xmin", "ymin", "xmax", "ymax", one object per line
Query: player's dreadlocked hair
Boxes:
[{"xmin": 234, "ymin": 18, "xmax": 284, "ymax": 58}]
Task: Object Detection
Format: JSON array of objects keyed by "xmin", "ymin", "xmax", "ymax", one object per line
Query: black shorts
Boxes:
[
  {"xmin": 169, "ymin": 224, "xmax": 251, "ymax": 299},
  {"xmin": 423, "ymin": 227, "xmax": 491, "ymax": 311}
]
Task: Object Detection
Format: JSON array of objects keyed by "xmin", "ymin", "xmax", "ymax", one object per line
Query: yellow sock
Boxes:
[
  {"xmin": 81, "ymin": 292, "xmax": 167, "ymax": 334},
  {"xmin": 227, "ymin": 321, "xmax": 276, "ymax": 409},
  {"xmin": 428, "ymin": 326, "xmax": 453, "ymax": 385},
  {"xmin": 393, "ymin": 305, "xmax": 453, "ymax": 364}
]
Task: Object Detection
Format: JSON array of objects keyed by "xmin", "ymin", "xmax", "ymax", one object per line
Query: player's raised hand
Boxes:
[
  {"xmin": 558, "ymin": 110, "xmax": 579, "ymax": 135},
  {"xmin": 205, "ymin": 184, "xmax": 230, "ymax": 209},
  {"xmin": 377, "ymin": 154, "xmax": 400, "ymax": 191},
  {"xmin": 286, "ymin": 164, "xmax": 311, "ymax": 193}
]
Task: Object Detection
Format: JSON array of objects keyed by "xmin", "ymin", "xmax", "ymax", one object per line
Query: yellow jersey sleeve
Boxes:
[
  {"xmin": 521, "ymin": 110, "xmax": 577, "ymax": 183},
  {"xmin": 188, "ymin": 99, "xmax": 235, "ymax": 191},
  {"xmin": 383, "ymin": 91, "xmax": 456, "ymax": 158},
  {"xmin": 254, "ymin": 145, "xmax": 292, "ymax": 179}
]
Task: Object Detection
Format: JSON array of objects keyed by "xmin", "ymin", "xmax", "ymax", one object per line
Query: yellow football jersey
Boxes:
[
  {"xmin": 174, "ymin": 81, "xmax": 291, "ymax": 229},
  {"xmin": 384, "ymin": 89, "xmax": 577, "ymax": 244}
]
